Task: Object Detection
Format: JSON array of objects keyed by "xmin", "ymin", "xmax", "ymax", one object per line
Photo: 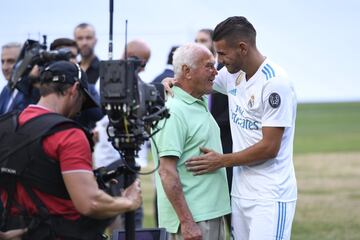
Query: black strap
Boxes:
[
  {"xmin": 21, "ymin": 181, "xmax": 49, "ymax": 220},
  {"xmin": 0, "ymin": 112, "xmax": 78, "ymax": 164},
  {"xmin": 0, "ymin": 111, "xmax": 78, "ymax": 228},
  {"xmin": 1, "ymin": 179, "xmax": 16, "ymax": 230}
]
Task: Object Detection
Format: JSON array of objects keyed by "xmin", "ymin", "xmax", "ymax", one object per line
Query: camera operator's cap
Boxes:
[{"xmin": 41, "ymin": 60, "xmax": 99, "ymax": 110}]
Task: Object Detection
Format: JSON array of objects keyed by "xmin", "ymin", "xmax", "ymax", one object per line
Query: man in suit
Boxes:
[
  {"xmin": 0, "ymin": 42, "xmax": 30, "ymax": 115},
  {"xmin": 152, "ymin": 46, "xmax": 178, "ymax": 84}
]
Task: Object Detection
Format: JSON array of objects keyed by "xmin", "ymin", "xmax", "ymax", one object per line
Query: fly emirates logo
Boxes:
[{"xmin": 231, "ymin": 105, "xmax": 260, "ymax": 130}]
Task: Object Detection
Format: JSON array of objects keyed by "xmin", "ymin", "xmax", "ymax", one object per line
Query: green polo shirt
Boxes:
[{"xmin": 151, "ymin": 86, "xmax": 231, "ymax": 233}]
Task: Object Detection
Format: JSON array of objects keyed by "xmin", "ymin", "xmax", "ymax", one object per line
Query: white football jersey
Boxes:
[{"xmin": 213, "ymin": 58, "xmax": 297, "ymax": 201}]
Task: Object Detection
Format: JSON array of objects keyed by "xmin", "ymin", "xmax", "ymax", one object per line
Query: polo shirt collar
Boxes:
[{"xmin": 173, "ymin": 86, "xmax": 207, "ymax": 105}]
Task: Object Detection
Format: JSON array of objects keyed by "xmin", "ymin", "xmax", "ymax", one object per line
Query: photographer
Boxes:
[
  {"xmin": 49, "ymin": 38, "xmax": 79, "ymax": 64},
  {"xmin": 0, "ymin": 61, "xmax": 141, "ymax": 240}
]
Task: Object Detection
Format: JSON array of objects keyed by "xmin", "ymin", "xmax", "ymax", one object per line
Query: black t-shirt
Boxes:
[{"xmin": 82, "ymin": 56, "xmax": 100, "ymax": 84}]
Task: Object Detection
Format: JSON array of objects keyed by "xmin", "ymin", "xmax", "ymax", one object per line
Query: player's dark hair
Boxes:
[{"xmin": 213, "ymin": 16, "xmax": 256, "ymax": 46}]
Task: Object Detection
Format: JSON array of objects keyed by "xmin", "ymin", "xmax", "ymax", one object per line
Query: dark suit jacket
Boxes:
[
  {"xmin": 152, "ymin": 68, "xmax": 174, "ymax": 84},
  {"xmin": 83, "ymin": 56, "xmax": 100, "ymax": 84},
  {"xmin": 211, "ymin": 63, "xmax": 232, "ymax": 154},
  {"xmin": 210, "ymin": 92, "xmax": 232, "ymax": 154},
  {"xmin": 0, "ymin": 85, "xmax": 30, "ymax": 115}
]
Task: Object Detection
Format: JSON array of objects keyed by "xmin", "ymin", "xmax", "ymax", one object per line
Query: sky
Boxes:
[{"xmin": 1, "ymin": 0, "xmax": 359, "ymax": 102}]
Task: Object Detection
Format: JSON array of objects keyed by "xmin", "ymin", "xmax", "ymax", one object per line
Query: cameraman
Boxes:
[
  {"xmin": 50, "ymin": 37, "xmax": 103, "ymax": 130},
  {"xmin": 0, "ymin": 61, "xmax": 141, "ymax": 240}
]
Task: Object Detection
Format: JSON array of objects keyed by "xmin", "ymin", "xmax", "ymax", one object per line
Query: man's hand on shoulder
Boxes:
[{"xmin": 161, "ymin": 77, "xmax": 177, "ymax": 97}]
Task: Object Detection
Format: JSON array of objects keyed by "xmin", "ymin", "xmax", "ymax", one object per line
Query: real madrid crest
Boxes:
[
  {"xmin": 248, "ymin": 95, "xmax": 255, "ymax": 108},
  {"xmin": 235, "ymin": 71, "xmax": 245, "ymax": 86}
]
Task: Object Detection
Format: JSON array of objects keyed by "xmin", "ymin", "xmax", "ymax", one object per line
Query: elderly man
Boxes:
[{"xmin": 151, "ymin": 43, "xmax": 231, "ymax": 240}]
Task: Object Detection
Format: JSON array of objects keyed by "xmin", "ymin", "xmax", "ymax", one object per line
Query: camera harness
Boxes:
[{"xmin": 0, "ymin": 111, "xmax": 109, "ymax": 240}]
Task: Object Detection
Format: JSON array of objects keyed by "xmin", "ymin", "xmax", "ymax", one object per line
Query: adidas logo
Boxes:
[
  {"xmin": 228, "ymin": 89, "xmax": 237, "ymax": 96},
  {"xmin": 261, "ymin": 63, "xmax": 276, "ymax": 80}
]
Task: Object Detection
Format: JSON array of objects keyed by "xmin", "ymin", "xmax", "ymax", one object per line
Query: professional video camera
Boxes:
[
  {"xmin": 10, "ymin": 38, "xmax": 72, "ymax": 93},
  {"xmin": 99, "ymin": 58, "xmax": 169, "ymax": 159},
  {"xmin": 97, "ymin": 1, "xmax": 170, "ymax": 239},
  {"xmin": 98, "ymin": 49, "xmax": 170, "ymax": 240}
]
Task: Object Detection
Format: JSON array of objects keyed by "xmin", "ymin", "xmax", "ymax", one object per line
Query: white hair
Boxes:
[
  {"xmin": 172, "ymin": 43, "xmax": 211, "ymax": 78},
  {"xmin": 2, "ymin": 42, "xmax": 21, "ymax": 50}
]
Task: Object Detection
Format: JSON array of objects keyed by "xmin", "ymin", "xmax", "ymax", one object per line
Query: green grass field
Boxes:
[
  {"xmin": 292, "ymin": 153, "xmax": 360, "ymax": 240},
  {"xmin": 140, "ymin": 102, "xmax": 360, "ymax": 239},
  {"xmin": 294, "ymin": 102, "xmax": 360, "ymax": 154}
]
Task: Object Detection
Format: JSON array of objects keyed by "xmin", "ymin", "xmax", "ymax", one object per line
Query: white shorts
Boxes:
[{"xmin": 231, "ymin": 197, "xmax": 296, "ymax": 240}]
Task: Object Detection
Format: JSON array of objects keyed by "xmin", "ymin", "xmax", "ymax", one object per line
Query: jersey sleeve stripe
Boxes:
[
  {"xmin": 261, "ymin": 69, "xmax": 269, "ymax": 80},
  {"xmin": 265, "ymin": 63, "xmax": 276, "ymax": 77},
  {"xmin": 263, "ymin": 65, "xmax": 273, "ymax": 79}
]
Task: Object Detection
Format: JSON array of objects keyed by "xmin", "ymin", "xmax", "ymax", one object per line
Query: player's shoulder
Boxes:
[
  {"xmin": 260, "ymin": 60, "xmax": 294, "ymax": 89},
  {"xmin": 260, "ymin": 59, "xmax": 288, "ymax": 81}
]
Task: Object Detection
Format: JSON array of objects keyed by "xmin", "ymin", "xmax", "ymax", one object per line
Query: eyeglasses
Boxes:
[
  {"xmin": 140, "ymin": 60, "xmax": 147, "ymax": 68},
  {"xmin": 128, "ymin": 55, "xmax": 147, "ymax": 69}
]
